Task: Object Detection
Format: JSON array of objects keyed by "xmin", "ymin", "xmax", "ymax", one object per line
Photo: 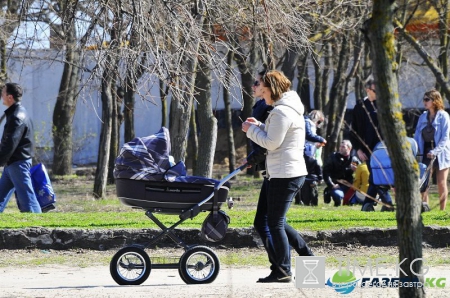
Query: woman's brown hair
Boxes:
[
  {"xmin": 261, "ymin": 70, "xmax": 291, "ymax": 102},
  {"xmin": 424, "ymin": 89, "xmax": 444, "ymax": 111}
]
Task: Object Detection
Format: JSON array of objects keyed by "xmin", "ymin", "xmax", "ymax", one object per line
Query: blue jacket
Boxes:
[
  {"xmin": 305, "ymin": 116, "xmax": 325, "ymax": 143},
  {"xmin": 414, "ymin": 109, "xmax": 450, "ymax": 170}
]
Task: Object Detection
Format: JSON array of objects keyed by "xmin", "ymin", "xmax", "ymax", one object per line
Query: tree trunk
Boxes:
[
  {"xmin": 311, "ymin": 50, "xmax": 323, "ymax": 112},
  {"xmin": 194, "ymin": 55, "xmax": 217, "ymax": 178},
  {"xmin": 52, "ymin": 29, "xmax": 79, "ymax": 175},
  {"xmin": 325, "ymin": 34, "xmax": 351, "ymax": 156},
  {"xmin": 93, "ymin": 68, "xmax": 115, "ymax": 198},
  {"xmin": 159, "ymin": 79, "xmax": 169, "ymax": 128},
  {"xmin": 321, "ymin": 43, "xmax": 332, "ymax": 114},
  {"xmin": 0, "ymin": 38, "xmax": 6, "ymax": 82},
  {"xmin": 437, "ymin": 0, "xmax": 449, "ymax": 101},
  {"xmin": 281, "ymin": 48, "xmax": 299, "ymax": 81},
  {"xmin": 297, "ymin": 52, "xmax": 311, "ymax": 111},
  {"xmin": 224, "ymin": 51, "xmax": 236, "ymax": 174},
  {"xmin": 187, "ymin": 103, "xmax": 198, "ymax": 173},
  {"xmin": 93, "ymin": 18, "xmax": 121, "ymax": 198},
  {"xmin": 234, "ymin": 40, "xmax": 258, "ymax": 175},
  {"xmin": 365, "ymin": 2, "xmax": 425, "ymax": 297},
  {"xmin": 169, "ymin": 53, "xmax": 200, "ymax": 163},
  {"xmin": 123, "ymin": 70, "xmax": 136, "ymax": 143},
  {"xmin": 107, "ymin": 88, "xmax": 123, "ymax": 184}
]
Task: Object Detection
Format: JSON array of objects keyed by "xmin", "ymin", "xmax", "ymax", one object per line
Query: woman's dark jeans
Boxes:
[{"xmin": 254, "ymin": 176, "xmax": 306, "ymax": 276}]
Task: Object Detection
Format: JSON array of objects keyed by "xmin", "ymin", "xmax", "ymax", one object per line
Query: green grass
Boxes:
[
  {"xmin": 1, "ymin": 203, "xmax": 449, "ymax": 230},
  {"xmin": 0, "ymin": 170, "xmax": 449, "ymax": 230}
]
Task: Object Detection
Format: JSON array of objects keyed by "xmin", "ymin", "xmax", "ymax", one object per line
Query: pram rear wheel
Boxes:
[
  {"xmin": 179, "ymin": 246, "xmax": 220, "ymax": 284},
  {"xmin": 110, "ymin": 246, "xmax": 151, "ymax": 285}
]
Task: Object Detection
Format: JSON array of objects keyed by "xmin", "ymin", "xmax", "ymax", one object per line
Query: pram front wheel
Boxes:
[
  {"xmin": 178, "ymin": 246, "xmax": 220, "ymax": 284},
  {"xmin": 110, "ymin": 246, "xmax": 151, "ymax": 285}
]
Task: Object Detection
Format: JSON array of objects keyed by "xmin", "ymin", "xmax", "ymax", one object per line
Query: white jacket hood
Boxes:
[{"xmin": 273, "ymin": 90, "xmax": 304, "ymax": 116}]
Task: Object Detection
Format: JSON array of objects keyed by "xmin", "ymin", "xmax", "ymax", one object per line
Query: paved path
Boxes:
[{"xmin": 1, "ymin": 265, "xmax": 449, "ymax": 298}]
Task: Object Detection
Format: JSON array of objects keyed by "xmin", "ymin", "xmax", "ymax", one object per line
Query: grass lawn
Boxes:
[{"xmin": 0, "ymin": 168, "xmax": 449, "ymax": 230}]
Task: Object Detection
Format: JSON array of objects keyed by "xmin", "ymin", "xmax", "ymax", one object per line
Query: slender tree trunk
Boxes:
[
  {"xmin": 297, "ymin": 52, "xmax": 311, "ymax": 111},
  {"xmin": 108, "ymin": 88, "xmax": 123, "ymax": 184},
  {"xmin": 325, "ymin": 35, "xmax": 350, "ymax": 156},
  {"xmin": 437, "ymin": 0, "xmax": 449, "ymax": 100},
  {"xmin": 159, "ymin": 79, "xmax": 169, "ymax": 128},
  {"xmin": 93, "ymin": 17, "xmax": 121, "ymax": 198},
  {"xmin": 123, "ymin": 71, "xmax": 136, "ymax": 143},
  {"xmin": 169, "ymin": 50, "xmax": 200, "ymax": 163},
  {"xmin": 0, "ymin": 38, "xmax": 6, "ymax": 82},
  {"xmin": 312, "ymin": 50, "xmax": 323, "ymax": 112},
  {"xmin": 52, "ymin": 30, "xmax": 79, "ymax": 175},
  {"xmin": 234, "ymin": 39, "xmax": 258, "ymax": 175},
  {"xmin": 224, "ymin": 51, "xmax": 236, "ymax": 174},
  {"xmin": 187, "ymin": 103, "xmax": 198, "ymax": 172},
  {"xmin": 194, "ymin": 54, "xmax": 217, "ymax": 178},
  {"xmin": 364, "ymin": 2, "xmax": 425, "ymax": 297},
  {"xmin": 321, "ymin": 42, "xmax": 332, "ymax": 114},
  {"xmin": 281, "ymin": 48, "xmax": 299, "ymax": 81},
  {"xmin": 93, "ymin": 70, "xmax": 115, "ymax": 198}
]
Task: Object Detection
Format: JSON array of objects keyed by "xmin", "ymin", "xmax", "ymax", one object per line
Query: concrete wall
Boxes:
[{"xmin": 2, "ymin": 49, "xmax": 445, "ymax": 166}]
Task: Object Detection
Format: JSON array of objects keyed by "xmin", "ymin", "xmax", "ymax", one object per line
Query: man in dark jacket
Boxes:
[
  {"xmin": 0, "ymin": 83, "xmax": 41, "ymax": 213},
  {"xmin": 323, "ymin": 140, "xmax": 359, "ymax": 206},
  {"xmin": 350, "ymin": 79, "xmax": 393, "ymax": 211}
]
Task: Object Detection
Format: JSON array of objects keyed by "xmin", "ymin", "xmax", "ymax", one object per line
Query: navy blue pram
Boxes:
[{"xmin": 110, "ymin": 127, "xmax": 245, "ymax": 286}]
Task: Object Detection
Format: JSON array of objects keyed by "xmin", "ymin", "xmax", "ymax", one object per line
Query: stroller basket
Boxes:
[{"xmin": 116, "ymin": 178, "xmax": 230, "ymax": 214}]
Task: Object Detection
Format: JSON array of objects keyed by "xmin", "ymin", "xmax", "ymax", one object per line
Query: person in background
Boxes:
[
  {"xmin": 242, "ymin": 70, "xmax": 310, "ymax": 283},
  {"xmin": 414, "ymin": 89, "xmax": 450, "ymax": 211},
  {"xmin": 350, "ymin": 78, "xmax": 393, "ymax": 211},
  {"xmin": 343, "ymin": 161, "xmax": 369, "ymax": 205},
  {"xmin": 322, "ymin": 140, "xmax": 359, "ymax": 206},
  {"xmin": 304, "ymin": 110, "xmax": 326, "ymax": 166},
  {"xmin": 295, "ymin": 153, "xmax": 322, "ymax": 206},
  {"xmin": 0, "ymin": 83, "xmax": 41, "ymax": 213}
]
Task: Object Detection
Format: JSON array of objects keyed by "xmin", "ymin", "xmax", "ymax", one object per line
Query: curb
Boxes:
[{"xmin": 0, "ymin": 226, "xmax": 449, "ymax": 251}]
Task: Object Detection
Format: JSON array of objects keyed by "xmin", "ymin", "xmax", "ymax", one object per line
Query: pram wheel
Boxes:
[
  {"xmin": 110, "ymin": 246, "xmax": 151, "ymax": 285},
  {"xmin": 178, "ymin": 246, "xmax": 220, "ymax": 284}
]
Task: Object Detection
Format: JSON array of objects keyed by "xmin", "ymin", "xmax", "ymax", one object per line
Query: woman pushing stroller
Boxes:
[{"xmin": 242, "ymin": 70, "xmax": 310, "ymax": 283}]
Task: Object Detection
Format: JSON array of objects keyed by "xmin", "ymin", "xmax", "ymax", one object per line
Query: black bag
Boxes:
[{"xmin": 201, "ymin": 210, "xmax": 230, "ymax": 242}]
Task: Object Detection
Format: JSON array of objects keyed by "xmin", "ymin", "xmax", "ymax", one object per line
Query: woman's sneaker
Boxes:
[{"xmin": 257, "ymin": 272, "xmax": 292, "ymax": 283}]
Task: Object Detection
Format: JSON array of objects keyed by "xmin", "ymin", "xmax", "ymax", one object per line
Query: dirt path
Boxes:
[{"xmin": 0, "ymin": 247, "xmax": 449, "ymax": 298}]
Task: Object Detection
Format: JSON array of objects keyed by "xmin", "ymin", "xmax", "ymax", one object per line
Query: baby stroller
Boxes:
[
  {"xmin": 364, "ymin": 137, "xmax": 427, "ymax": 211},
  {"xmin": 110, "ymin": 127, "xmax": 245, "ymax": 285}
]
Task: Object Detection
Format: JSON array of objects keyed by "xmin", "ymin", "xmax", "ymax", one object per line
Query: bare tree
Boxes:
[
  {"xmin": 364, "ymin": 1, "xmax": 425, "ymax": 297},
  {"xmin": 223, "ymin": 51, "xmax": 236, "ymax": 173},
  {"xmin": 50, "ymin": 1, "xmax": 82, "ymax": 176}
]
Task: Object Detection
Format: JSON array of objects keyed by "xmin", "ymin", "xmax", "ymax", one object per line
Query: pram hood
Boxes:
[
  {"xmin": 114, "ymin": 127, "xmax": 221, "ymax": 185},
  {"xmin": 114, "ymin": 127, "xmax": 179, "ymax": 181}
]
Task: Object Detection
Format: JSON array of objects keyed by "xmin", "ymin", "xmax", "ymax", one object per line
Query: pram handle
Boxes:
[
  {"xmin": 179, "ymin": 163, "xmax": 247, "ymax": 220},
  {"xmin": 214, "ymin": 163, "xmax": 248, "ymax": 191}
]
